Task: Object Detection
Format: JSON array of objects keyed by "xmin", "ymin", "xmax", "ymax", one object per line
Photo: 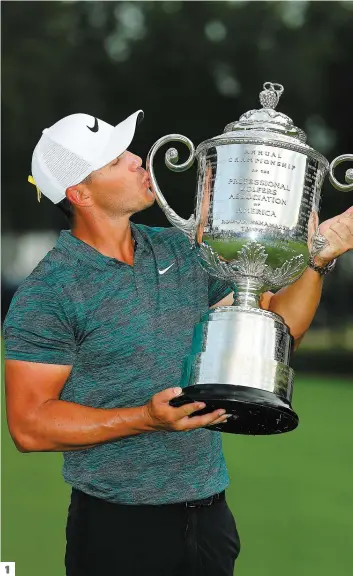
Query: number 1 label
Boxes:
[{"xmin": 0, "ymin": 563, "xmax": 15, "ymax": 575}]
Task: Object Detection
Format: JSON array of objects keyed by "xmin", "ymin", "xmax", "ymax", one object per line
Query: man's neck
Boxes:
[{"xmin": 71, "ymin": 215, "xmax": 135, "ymax": 266}]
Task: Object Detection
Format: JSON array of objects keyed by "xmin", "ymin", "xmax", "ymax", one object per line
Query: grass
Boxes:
[{"xmin": 1, "ymin": 373, "xmax": 353, "ymax": 576}]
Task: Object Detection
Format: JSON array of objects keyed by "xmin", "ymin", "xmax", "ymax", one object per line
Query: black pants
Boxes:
[{"xmin": 65, "ymin": 488, "xmax": 241, "ymax": 576}]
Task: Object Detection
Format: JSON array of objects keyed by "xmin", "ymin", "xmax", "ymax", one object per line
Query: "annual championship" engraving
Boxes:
[{"xmin": 228, "ymin": 148, "xmax": 296, "ymax": 171}]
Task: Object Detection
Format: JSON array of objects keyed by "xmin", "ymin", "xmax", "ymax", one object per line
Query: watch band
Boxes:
[{"xmin": 308, "ymin": 256, "xmax": 337, "ymax": 276}]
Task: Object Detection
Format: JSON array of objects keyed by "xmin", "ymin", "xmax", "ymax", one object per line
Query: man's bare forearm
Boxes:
[
  {"xmin": 20, "ymin": 400, "xmax": 155, "ymax": 452},
  {"xmin": 268, "ymin": 266, "xmax": 323, "ymax": 347},
  {"xmin": 271, "ymin": 205, "xmax": 353, "ymax": 347}
]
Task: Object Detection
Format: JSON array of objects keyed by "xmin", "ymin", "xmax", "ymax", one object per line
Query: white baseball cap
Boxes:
[{"xmin": 30, "ymin": 110, "xmax": 144, "ymax": 204}]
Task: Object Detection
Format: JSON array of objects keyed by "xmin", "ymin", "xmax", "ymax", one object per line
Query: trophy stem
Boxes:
[
  {"xmin": 232, "ymin": 276, "xmax": 261, "ymax": 308},
  {"xmin": 233, "ymin": 290, "xmax": 260, "ymax": 308}
]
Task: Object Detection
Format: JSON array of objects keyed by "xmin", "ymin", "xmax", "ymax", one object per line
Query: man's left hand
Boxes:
[{"xmin": 309, "ymin": 206, "xmax": 353, "ymax": 266}]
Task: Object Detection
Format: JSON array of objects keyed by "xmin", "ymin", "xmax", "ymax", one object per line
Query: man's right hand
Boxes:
[
  {"xmin": 5, "ymin": 362, "xmax": 228, "ymax": 452},
  {"xmin": 143, "ymin": 387, "xmax": 229, "ymax": 432}
]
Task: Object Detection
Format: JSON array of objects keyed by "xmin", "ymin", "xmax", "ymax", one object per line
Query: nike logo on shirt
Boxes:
[{"xmin": 158, "ymin": 263, "xmax": 175, "ymax": 275}]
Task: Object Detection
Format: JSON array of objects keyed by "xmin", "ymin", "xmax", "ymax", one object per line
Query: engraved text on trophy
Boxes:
[{"xmin": 207, "ymin": 144, "xmax": 312, "ymax": 235}]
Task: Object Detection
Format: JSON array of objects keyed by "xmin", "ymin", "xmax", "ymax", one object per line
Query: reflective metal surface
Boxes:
[
  {"xmin": 147, "ymin": 81, "xmax": 351, "ymax": 435},
  {"xmin": 195, "ymin": 144, "xmax": 325, "ymax": 295},
  {"xmin": 329, "ymin": 154, "xmax": 353, "ymax": 192},
  {"xmin": 180, "ymin": 307, "xmax": 294, "ymax": 400}
]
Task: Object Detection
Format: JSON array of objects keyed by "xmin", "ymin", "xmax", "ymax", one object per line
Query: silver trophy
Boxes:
[{"xmin": 147, "ymin": 82, "xmax": 353, "ymax": 436}]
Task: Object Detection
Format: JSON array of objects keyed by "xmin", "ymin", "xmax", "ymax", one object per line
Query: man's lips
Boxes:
[
  {"xmin": 142, "ymin": 172, "xmax": 150, "ymax": 186},
  {"xmin": 138, "ymin": 167, "xmax": 152, "ymax": 190}
]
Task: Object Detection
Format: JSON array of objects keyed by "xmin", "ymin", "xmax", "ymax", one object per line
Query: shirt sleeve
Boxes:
[
  {"xmin": 3, "ymin": 278, "xmax": 76, "ymax": 365},
  {"xmin": 208, "ymin": 276, "xmax": 234, "ymax": 307}
]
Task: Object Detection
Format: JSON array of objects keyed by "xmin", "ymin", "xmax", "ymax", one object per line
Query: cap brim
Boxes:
[{"xmin": 92, "ymin": 110, "xmax": 144, "ymax": 171}]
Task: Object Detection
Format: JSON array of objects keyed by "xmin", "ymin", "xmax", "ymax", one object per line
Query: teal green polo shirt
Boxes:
[{"xmin": 4, "ymin": 223, "xmax": 233, "ymax": 505}]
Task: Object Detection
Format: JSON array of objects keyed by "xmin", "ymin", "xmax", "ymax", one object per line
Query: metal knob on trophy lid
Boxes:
[{"xmin": 147, "ymin": 82, "xmax": 352, "ymax": 436}]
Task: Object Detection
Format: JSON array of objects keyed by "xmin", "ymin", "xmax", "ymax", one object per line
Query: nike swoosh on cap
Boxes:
[
  {"xmin": 87, "ymin": 117, "xmax": 99, "ymax": 133},
  {"xmin": 158, "ymin": 263, "xmax": 175, "ymax": 275}
]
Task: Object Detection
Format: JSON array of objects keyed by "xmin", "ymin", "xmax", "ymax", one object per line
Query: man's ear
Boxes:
[{"xmin": 66, "ymin": 184, "xmax": 93, "ymax": 208}]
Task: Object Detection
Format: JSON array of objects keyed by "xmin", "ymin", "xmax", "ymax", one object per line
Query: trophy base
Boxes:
[
  {"xmin": 172, "ymin": 306, "xmax": 298, "ymax": 435},
  {"xmin": 170, "ymin": 384, "xmax": 299, "ymax": 435}
]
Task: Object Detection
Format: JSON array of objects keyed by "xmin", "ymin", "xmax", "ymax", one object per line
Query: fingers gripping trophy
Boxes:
[{"xmin": 147, "ymin": 82, "xmax": 353, "ymax": 436}]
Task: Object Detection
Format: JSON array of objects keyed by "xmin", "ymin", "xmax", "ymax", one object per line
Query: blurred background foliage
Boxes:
[
  {"xmin": 1, "ymin": 2, "xmax": 353, "ymax": 576},
  {"xmin": 2, "ymin": 0, "xmax": 353, "ymax": 231}
]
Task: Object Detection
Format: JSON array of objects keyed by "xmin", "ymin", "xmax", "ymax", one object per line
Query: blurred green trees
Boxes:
[{"xmin": 2, "ymin": 1, "xmax": 353, "ymax": 232}]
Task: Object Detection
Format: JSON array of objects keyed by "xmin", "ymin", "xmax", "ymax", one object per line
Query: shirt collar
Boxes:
[{"xmin": 56, "ymin": 222, "xmax": 149, "ymax": 271}]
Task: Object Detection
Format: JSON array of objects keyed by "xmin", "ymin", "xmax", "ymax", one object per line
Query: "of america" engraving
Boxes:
[{"xmin": 233, "ymin": 207, "xmax": 276, "ymax": 217}]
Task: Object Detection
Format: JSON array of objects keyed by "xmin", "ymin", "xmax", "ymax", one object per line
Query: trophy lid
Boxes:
[
  {"xmin": 195, "ymin": 81, "xmax": 329, "ymax": 168},
  {"xmin": 223, "ymin": 82, "xmax": 307, "ymax": 143}
]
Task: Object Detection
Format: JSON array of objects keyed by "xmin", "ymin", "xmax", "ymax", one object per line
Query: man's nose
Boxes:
[{"xmin": 130, "ymin": 154, "xmax": 143, "ymax": 170}]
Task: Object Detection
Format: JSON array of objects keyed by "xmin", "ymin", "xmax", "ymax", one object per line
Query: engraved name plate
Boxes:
[{"xmin": 206, "ymin": 144, "xmax": 307, "ymax": 235}]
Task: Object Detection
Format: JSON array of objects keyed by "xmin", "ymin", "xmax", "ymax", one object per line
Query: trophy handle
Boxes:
[
  {"xmin": 147, "ymin": 134, "xmax": 197, "ymax": 242},
  {"xmin": 329, "ymin": 154, "xmax": 353, "ymax": 192}
]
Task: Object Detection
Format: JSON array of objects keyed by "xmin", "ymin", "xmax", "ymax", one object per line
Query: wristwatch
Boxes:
[{"xmin": 308, "ymin": 256, "xmax": 337, "ymax": 276}]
